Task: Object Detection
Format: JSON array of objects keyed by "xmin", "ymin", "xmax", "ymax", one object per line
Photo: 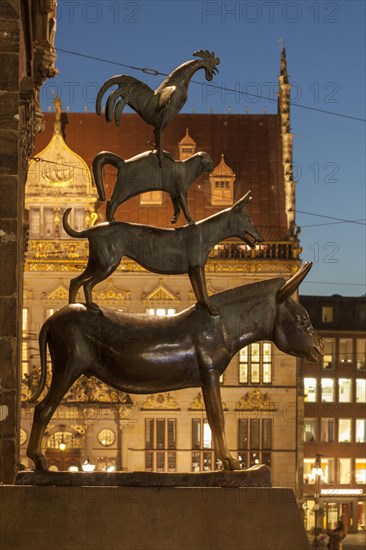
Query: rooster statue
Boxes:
[{"xmin": 96, "ymin": 50, "xmax": 220, "ymax": 163}]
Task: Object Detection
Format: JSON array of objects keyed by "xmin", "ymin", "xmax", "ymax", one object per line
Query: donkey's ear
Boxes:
[
  {"xmin": 232, "ymin": 190, "xmax": 252, "ymax": 212},
  {"xmin": 277, "ymin": 262, "xmax": 313, "ymax": 302}
]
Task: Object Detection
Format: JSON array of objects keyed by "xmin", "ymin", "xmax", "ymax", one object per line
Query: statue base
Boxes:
[
  {"xmin": 15, "ymin": 464, "xmax": 271, "ymax": 487},
  {"xmin": 1, "ymin": 485, "xmax": 308, "ymax": 550}
]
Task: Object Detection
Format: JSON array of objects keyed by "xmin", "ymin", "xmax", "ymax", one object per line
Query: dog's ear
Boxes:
[{"xmin": 232, "ymin": 190, "xmax": 252, "ymax": 212}]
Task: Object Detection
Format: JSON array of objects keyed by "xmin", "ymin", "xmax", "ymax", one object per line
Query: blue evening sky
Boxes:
[{"xmin": 40, "ymin": 0, "xmax": 366, "ymax": 296}]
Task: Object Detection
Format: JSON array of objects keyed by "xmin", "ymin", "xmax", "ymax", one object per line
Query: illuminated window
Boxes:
[
  {"xmin": 303, "ymin": 458, "xmax": 334, "ymax": 484},
  {"xmin": 322, "ymin": 338, "xmax": 335, "ymax": 369},
  {"xmin": 191, "ymin": 419, "xmax": 215, "ymax": 472},
  {"xmin": 356, "ymin": 419, "xmax": 366, "ymax": 443},
  {"xmin": 44, "ymin": 208, "xmax": 54, "ymax": 238},
  {"xmin": 355, "ymin": 459, "xmax": 366, "ymax": 484},
  {"xmin": 238, "ymin": 342, "xmax": 272, "ymax": 384},
  {"xmin": 304, "ymin": 418, "xmax": 317, "ymax": 442},
  {"xmin": 339, "ymin": 338, "xmax": 353, "ymax": 364},
  {"xmin": 339, "ymin": 379, "xmax": 352, "ymax": 403},
  {"xmin": 140, "ymin": 191, "xmax": 162, "ymax": 205},
  {"xmin": 338, "ymin": 419, "xmax": 351, "ymax": 443},
  {"xmin": 304, "ymin": 378, "xmax": 317, "ymax": 402},
  {"xmin": 321, "ymin": 378, "xmax": 334, "ymax": 402},
  {"xmin": 145, "ymin": 418, "xmax": 176, "ymax": 473},
  {"xmin": 356, "ymin": 379, "xmax": 366, "ymax": 403},
  {"xmin": 338, "ymin": 458, "xmax": 351, "ymax": 484},
  {"xmin": 29, "ymin": 208, "xmax": 40, "ymax": 238},
  {"xmin": 321, "ymin": 418, "xmax": 335, "ymax": 443},
  {"xmin": 147, "ymin": 308, "xmax": 176, "ymax": 317},
  {"xmin": 356, "ymin": 339, "xmax": 366, "ymax": 370},
  {"xmin": 238, "ymin": 418, "xmax": 272, "ymax": 469},
  {"xmin": 22, "ymin": 308, "xmax": 29, "ymax": 376},
  {"xmin": 209, "ymin": 154, "xmax": 235, "ymax": 206},
  {"xmin": 322, "ymin": 306, "xmax": 334, "ymax": 323}
]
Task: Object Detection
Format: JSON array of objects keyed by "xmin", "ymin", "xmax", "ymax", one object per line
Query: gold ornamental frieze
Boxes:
[
  {"xmin": 141, "ymin": 393, "xmax": 180, "ymax": 410},
  {"xmin": 235, "ymin": 388, "xmax": 277, "ymax": 411},
  {"xmin": 189, "ymin": 392, "xmax": 227, "ymax": 411}
]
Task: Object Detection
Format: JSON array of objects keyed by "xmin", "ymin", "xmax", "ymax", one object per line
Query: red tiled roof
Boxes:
[{"xmin": 34, "ymin": 113, "xmax": 288, "ymax": 240}]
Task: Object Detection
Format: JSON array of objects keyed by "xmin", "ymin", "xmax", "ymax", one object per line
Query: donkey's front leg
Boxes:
[{"xmin": 201, "ymin": 369, "xmax": 241, "ymax": 471}]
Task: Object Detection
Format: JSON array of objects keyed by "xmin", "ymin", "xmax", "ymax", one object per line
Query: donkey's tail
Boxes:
[
  {"xmin": 62, "ymin": 208, "xmax": 87, "ymax": 238},
  {"xmin": 92, "ymin": 151, "xmax": 125, "ymax": 202},
  {"xmin": 28, "ymin": 320, "xmax": 50, "ymax": 403}
]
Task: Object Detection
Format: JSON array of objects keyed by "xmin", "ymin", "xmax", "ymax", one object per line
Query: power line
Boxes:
[
  {"xmin": 293, "ymin": 210, "xmax": 366, "ymax": 226},
  {"xmin": 302, "ymin": 281, "xmax": 366, "ymax": 287},
  {"xmin": 55, "ymin": 48, "xmax": 366, "ymax": 123},
  {"xmin": 300, "ymin": 219, "xmax": 366, "ymax": 228}
]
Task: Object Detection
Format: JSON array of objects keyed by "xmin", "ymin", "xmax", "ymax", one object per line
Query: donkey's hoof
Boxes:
[
  {"xmin": 31, "ymin": 455, "xmax": 49, "ymax": 471},
  {"xmin": 222, "ymin": 457, "xmax": 242, "ymax": 471}
]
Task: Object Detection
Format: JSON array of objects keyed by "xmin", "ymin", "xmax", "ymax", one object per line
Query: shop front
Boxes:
[{"xmin": 304, "ymin": 489, "xmax": 365, "ymax": 533}]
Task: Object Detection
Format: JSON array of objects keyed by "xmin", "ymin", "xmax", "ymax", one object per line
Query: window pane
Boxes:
[
  {"xmin": 263, "ymin": 363, "xmax": 272, "ymax": 384},
  {"xmin": 321, "ymin": 378, "xmax": 334, "ymax": 402},
  {"xmin": 262, "ymin": 419, "xmax": 272, "ymax": 450},
  {"xmin": 339, "ymin": 339, "xmax": 353, "ymax": 364},
  {"xmin": 262, "ymin": 452, "xmax": 271, "ymax": 467},
  {"xmin": 156, "ymin": 451, "xmax": 165, "ymax": 472},
  {"xmin": 239, "ymin": 362, "xmax": 248, "ymax": 384},
  {"xmin": 304, "ymin": 459, "xmax": 314, "ymax": 483},
  {"xmin": 322, "ymin": 306, "xmax": 333, "ymax": 323},
  {"xmin": 192, "ymin": 452, "xmax": 201, "ymax": 472},
  {"xmin": 156, "ymin": 419, "xmax": 165, "ymax": 449},
  {"xmin": 203, "ymin": 419, "xmax": 212, "ymax": 449},
  {"xmin": 356, "ymin": 339, "xmax": 366, "ymax": 370},
  {"xmin": 355, "ymin": 459, "xmax": 366, "ymax": 484},
  {"xmin": 145, "ymin": 451, "xmax": 153, "ymax": 471},
  {"xmin": 250, "ymin": 419, "xmax": 260, "ymax": 449},
  {"xmin": 251, "ymin": 363, "xmax": 260, "ymax": 384},
  {"xmin": 192, "ymin": 419, "xmax": 201, "ymax": 449},
  {"xmin": 262, "ymin": 342, "xmax": 271, "ymax": 361},
  {"xmin": 250, "ymin": 451, "xmax": 260, "ymax": 467},
  {"xmin": 304, "ymin": 378, "xmax": 317, "ymax": 402},
  {"xmin": 322, "ymin": 458, "xmax": 335, "ymax": 484},
  {"xmin": 29, "ymin": 208, "xmax": 40, "ymax": 238},
  {"xmin": 338, "ymin": 419, "xmax": 351, "ymax": 443},
  {"xmin": 238, "ymin": 452, "xmax": 248, "ymax": 469},
  {"xmin": 145, "ymin": 419, "xmax": 154, "ymax": 449},
  {"xmin": 238, "ymin": 419, "xmax": 248, "ymax": 450},
  {"xmin": 44, "ymin": 208, "xmax": 54, "ymax": 238},
  {"xmin": 321, "ymin": 418, "xmax": 335, "ymax": 443},
  {"xmin": 304, "ymin": 419, "xmax": 317, "ymax": 442},
  {"xmin": 323, "ymin": 339, "xmax": 335, "ymax": 369},
  {"xmin": 74, "ymin": 208, "xmax": 85, "ymax": 232},
  {"xmin": 167, "ymin": 419, "xmax": 176, "ymax": 449},
  {"xmin": 356, "ymin": 379, "xmax": 366, "ymax": 403},
  {"xmin": 339, "ymin": 458, "xmax": 351, "ymax": 484},
  {"xmin": 356, "ymin": 419, "xmax": 366, "ymax": 443},
  {"xmin": 203, "ymin": 451, "xmax": 212, "ymax": 471},
  {"xmin": 251, "ymin": 343, "xmax": 260, "ymax": 362},
  {"xmin": 339, "ymin": 379, "xmax": 352, "ymax": 403},
  {"xmin": 167, "ymin": 452, "xmax": 176, "ymax": 472}
]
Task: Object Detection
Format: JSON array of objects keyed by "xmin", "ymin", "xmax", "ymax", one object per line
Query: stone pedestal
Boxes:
[{"xmin": 1, "ymin": 485, "xmax": 308, "ymax": 550}]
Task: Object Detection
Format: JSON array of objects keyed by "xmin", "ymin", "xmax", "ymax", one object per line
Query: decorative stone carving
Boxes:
[
  {"xmin": 94, "ymin": 282, "xmax": 130, "ymax": 303},
  {"xmin": 142, "ymin": 279, "xmax": 180, "ymax": 303},
  {"xmin": 141, "ymin": 393, "xmax": 180, "ymax": 410},
  {"xmin": 189, "ymin": 392, "xmax": 227, "ymax": 411},
  {"xmin": 235, "ymin": 389, "xmax": 276, "ymax": 411}
]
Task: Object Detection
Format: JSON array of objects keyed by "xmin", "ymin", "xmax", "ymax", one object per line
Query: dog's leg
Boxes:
[
  {"xmin": 199, "ymin": 368, "xmax": 241, "ymax": 471},
  {"xmin": 189, "ymin": 266, "xmax": 218, "ymax": 316},
  {"xmin": 170, "ymin": 197, "xmax": 181, "ymax": 224},
  {"xmin": 27, "ymin": 366, "xmax": 78, "ymax": 471},
  {"xmin": 83, "ymin": 259, "xmax": 121, "ymax": 307}
]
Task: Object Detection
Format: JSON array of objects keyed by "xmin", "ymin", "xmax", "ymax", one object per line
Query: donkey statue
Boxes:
[{"xmin": 27, "ymin": 262, "xmax": 323, "ymax": 472}]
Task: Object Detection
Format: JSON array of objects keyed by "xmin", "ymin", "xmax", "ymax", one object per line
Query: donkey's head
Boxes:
[
  {"xmin": 228, "ymin": 191, "xmax": 264, "ymax": 247},
  {"xmin": 273, "ymin": 262, "xmax": 324, "ymax": 362}
]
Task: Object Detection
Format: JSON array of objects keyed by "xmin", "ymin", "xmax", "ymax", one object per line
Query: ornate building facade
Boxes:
[
  {"xmin": 20, "ymin": 51, "xmax": 307, "ymax": 497},
  {"xmin": 300, "ymin": 294, "xmax": 366, "ymax": 533}
]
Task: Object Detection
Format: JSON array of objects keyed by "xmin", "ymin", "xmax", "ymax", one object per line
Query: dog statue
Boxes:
[
  {"xmin": 92, "ymin": 150, "xmax": 214, "ymax": 224},
  {"xmin": 63, "ymin": 191, "xmax": 263, "ymax": 315}
]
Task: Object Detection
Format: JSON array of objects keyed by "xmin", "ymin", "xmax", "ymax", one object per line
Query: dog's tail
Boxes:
[
  {"xmin": 28, "ymin": 319, "xmax": 50, "ymax": 403},
  {"xmin": 92, "ymin": 151, "xmax": 125, "ymax": 202},
  {"xmin": 62, "ymin": 208, "xmax": 87, "ymax": 238}
]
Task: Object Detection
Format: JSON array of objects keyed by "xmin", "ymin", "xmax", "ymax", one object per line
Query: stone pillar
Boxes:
[
  {"xmin": 0, "ymin": 0, "xmax": 57, "ymax": 483},
  {"xmin": 0, "ymin": 0, "xmax": 28, "ymax": 484},
  {"xmin": 120, "ymin": 422, "xmax": 130, "ymax": 472}
]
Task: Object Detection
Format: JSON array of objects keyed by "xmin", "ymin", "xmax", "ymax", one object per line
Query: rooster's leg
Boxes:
[{"xmin": 154, "ymin": 127, "xmax": 163, "ymax": 167}]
